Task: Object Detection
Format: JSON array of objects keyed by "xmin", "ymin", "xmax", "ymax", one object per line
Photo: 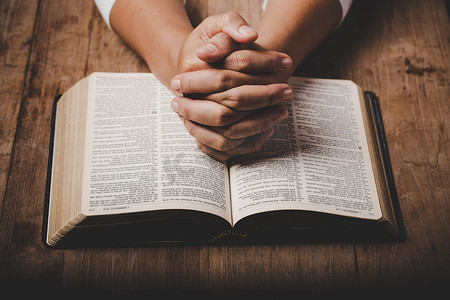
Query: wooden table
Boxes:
[{"xmin": 1, "ymin": 0, "xmax": 448, "ymax": 298}]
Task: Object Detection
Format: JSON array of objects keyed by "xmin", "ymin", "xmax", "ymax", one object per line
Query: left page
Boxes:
[{"xmin": 81, "ymin": 73, "xmax": 231, "ymax": 223}]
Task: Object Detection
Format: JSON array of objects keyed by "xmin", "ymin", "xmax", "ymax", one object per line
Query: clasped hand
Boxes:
[{"xmin": 170, "ymin": 12, "xmax": 293, "ymax": 162}]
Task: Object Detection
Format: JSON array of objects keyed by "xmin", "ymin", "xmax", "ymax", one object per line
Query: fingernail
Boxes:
[
  {"xmin": 282, "ymin": 57, "xmax": 292, "ymax": 69},
  {"xmin": 282, "ymin": 89, "xmax": 293, "ymax": 100},
  {"xmin": 238, "ymin": 25, "xmax": 256, "ymax": 36},
  {"xmin": 171, "ymin": 78, "xmax": 181, "ymax": 91},
  {"xmin": 200, "ymin": 43, "xmax": 217, "ymax": 54},
  {"xmin": 171, "ymin": 99, "xmax": 179, "ymax": 113}
]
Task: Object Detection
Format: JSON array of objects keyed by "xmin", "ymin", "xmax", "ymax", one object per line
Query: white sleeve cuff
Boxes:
[
  {"xmin": 96, "ymin": 0, "xmax": 353, "ymax": 31},
  {"xmin": 94, "ymin": 0, "xmax": 188, "ymax": 31},
  {"xmin": 94, "ymin": 0, "xmax": 116, "ymax": 30},
  {"xmin": 339, "ymin": 0, "xmax": 353, "ymax": 23}
]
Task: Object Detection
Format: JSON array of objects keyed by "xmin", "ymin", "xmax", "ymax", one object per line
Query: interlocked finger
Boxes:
[
  {"xmin": 204, "ymin": 83, "xmax": 292, "ymax": 111},
  {"xmin": 171, "ymin": 69, "xmax": 275, "ymax": 94},
  {"xmin": 172, "ymin": 96, "xmax": 250, "ymax": 126},
  {"xmin": 212, "ymin": 104, "xmax": 288, "ymax": 139}
]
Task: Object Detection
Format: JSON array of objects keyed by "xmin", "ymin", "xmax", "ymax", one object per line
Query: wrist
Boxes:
[
  {"xmin": 257, "ymin": 0, "xmax": 342, "ymax": 74},
  {"xmin": 110, "ymin": 0, "xmax": 193, "ymax": 86},
  {"xmin": 143, "ymin": 31, "xmax": 189, "ymax": 86}
]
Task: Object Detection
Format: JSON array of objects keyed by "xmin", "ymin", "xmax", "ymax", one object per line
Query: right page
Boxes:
[{"xmin": 229, "ymin": 77, "xmax": 382, "ymax": 224}]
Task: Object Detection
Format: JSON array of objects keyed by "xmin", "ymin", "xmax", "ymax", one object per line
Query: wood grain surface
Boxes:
[{"xmin": 0, "ymin": 0, "xmax": 448, "ymax": 298}]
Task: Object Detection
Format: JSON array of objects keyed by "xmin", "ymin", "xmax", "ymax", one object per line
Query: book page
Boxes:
[
  {"xmin": 47, "ymin": 78, "xmax": 89, "ymax": 245},
  {"xmin": 230, "ymin": 77, "xmax": 382, "ymax": 224},
  {"xmin": 81, "ymin": 73, "xmax": 231, "ymax": 222}
]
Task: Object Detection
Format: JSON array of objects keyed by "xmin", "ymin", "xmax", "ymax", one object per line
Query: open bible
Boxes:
[{"xmin": 43, "ymin": 73, "xmax": 404, "ymax": 248}]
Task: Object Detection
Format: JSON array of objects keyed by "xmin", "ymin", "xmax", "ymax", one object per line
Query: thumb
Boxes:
[
  {"xmin": 195, "ymin": 12, "xmax": 258, "ymax": 63},
  {"xmin": 200, "ymin": 11, "xmax": 258, "ymax": 44},
  {"xmin": 220, "ymin": 12, "xmax": 258, "ymax": 44}
]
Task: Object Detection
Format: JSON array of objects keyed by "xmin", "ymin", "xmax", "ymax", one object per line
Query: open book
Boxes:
[{"xmin": 43, "ymin": 73, "xmax": 404, "ymax": 248}]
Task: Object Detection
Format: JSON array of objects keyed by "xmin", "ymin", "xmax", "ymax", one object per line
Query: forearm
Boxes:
[
  {"xmin": 110, "ymin": 0, "xmax": 193, "ymax": 86},
  {"xmin": 257, "ymin": 0, "xmax": 342, "ymax": 80}
]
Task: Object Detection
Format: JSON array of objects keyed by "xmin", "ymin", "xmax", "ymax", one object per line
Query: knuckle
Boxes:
[
  {"xmin": 259, "ymin": 119, "xmax": 272, "ymax": 132},
  {"xmin": 213, "ymin": 136, "xmax": 232, "ymax": 151},
  {"xmin": 222, "ymin": 11, "xmax": 240, "ymax": 25},
  {"xmin": 249, "ymin": 141, "xmax": 265, "ymax": 153},
  {"xmin": 179, "ymin": 59, "xmax": 197, "ymax": 73},
  {"xmin": 222, "ymin": 89, "xmax": 241, "ymax": 109},
  {"xmin": 178, "ymin": 102, "xmax": 191, "ymax": 120},
  {"xmin": 267, "ymin": 87, "xmax": 279, "ymax": 105},
  {"xmin": 217, "ymin": 32, "xmax": 235, "ymax": 47},
  {"xmin": 197, "ymin": 140, "xmax": 230, "ymax": 162},
  {"xmin": 227, "ymin": 135, "xmax": 264, "ymax": 155},
  {"xmin": 196, "ymin": 141, "xmax": 208, "ymax": 153},
  {"xmin": 185, "ymin": 122, "xmax": 196, "ymax": 137},
  {"xmin": 220, "ymin": 125, "xmax": 235, "ymax": 138},
  {"xmin": 247, "ymin": 135, "xmax": 266, "ymax": 152},
  {"xmin": 267, "ymin": 52, "xmax": 278, "ymax": 67},
  {"xmin": 216, "ymin": 107, "xmax": 235, "ymax": 126},
  {"xmin": 230, "ymin": 52, "xmax": 251, "ymax": 71},
  {"xmin": 215, "ymin": 71, "xmax": 233, "ymax": 91}
]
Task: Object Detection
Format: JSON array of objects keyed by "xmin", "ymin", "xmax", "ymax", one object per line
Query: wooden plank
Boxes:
[
  {"xmin": 202, "ymin": 245, "xmax": 358, "ymax": 295},
  {"xmin": 10, "ymin": 0, "xmax": 449, "ymax": 295},
  {"xmin": 329, "ymin": 0, "xmax": 450, "ymax": 295},
  {"xmin": 185, "ymin": 0, "xmax": 209, "ymax": 27},
  {"xmin": 0, "ymin": 0, "xmax": 96, "ymax": 294},
  {"xmin": 0, "ymin": 0, "xmax": 38, "ymax": 218},
  {"xmin": 206, "ymin": 0, "xmax": 265, "ymax": 29},
  {"xmin": 83, "ymin": 4, "xmax": 148, "ymax": 73},
  {"xmin": 60, "ymin": 0, "xmax": 358, "ymax": 295}
]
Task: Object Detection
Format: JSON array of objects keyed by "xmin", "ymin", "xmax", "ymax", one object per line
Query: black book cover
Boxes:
[{"xmin": 42, "ymin": 92, "xmax": 405, "ymax": 248}]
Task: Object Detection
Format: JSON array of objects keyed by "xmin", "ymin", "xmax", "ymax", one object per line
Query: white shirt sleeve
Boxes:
[
  {"xmin": 338, "ymin": 0, "xmax": 353, "ymax": 24},
  {"xmin": 95, "ymin": 0, "xmax": 353, "ymax": 31},
  {"xmin": 94, "ymin": 0, "xmax": 116, "ymax": 30}
]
